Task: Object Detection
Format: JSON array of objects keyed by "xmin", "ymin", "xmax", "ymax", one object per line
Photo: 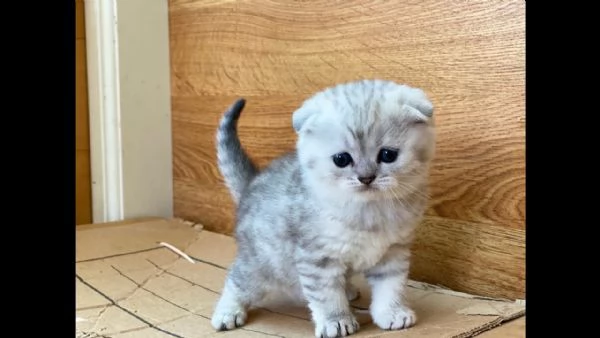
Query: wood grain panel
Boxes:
[
  {"xmin": 76, "ymin": 149, "xmax": 92, "ymax": 225},
  {"xmin": 76, "ymin": 0, "xmax": 85, "ymax": 39},
  {"xmin": 169, "ymin": 0, "xmax": 525, "ymax": 298},
  {"xmin": 76, "ymin": 40, "xmax": 90, "ymax": 151},
  {"xmin": 411, "ymin": 216, "xmax": 525, "ymax": 300},
  {"xmin": 76, "ymin": 0, "xmax": 92, "ymax": 225},
  {"xmin": 170, "ymin": 0, "xmax": 525, "ymax": 229}
]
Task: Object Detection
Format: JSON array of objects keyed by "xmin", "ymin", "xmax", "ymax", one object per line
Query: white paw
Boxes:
[
  {"xmin": 345, "ymin": 284, "xmax": 360, "ymax": 301},
  {"xmin": 314, "ymin": 314, "xmax": 359, "ymax": 338},
  {"xmin": 372, "ymin": 306, "xmax": 416, "ymax": 330},
  {"xmin": 211, "ymin": 307, "xmax": 247, "ymax": 331}
]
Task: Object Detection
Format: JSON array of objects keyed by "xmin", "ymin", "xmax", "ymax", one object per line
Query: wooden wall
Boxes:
[
  {"xmin": 76, "ymin": 0, "xmax": 92, "ymax": 225},
  {"xmin": 169, "ymin": 0, "xmax": 525, "ymax": 300}
]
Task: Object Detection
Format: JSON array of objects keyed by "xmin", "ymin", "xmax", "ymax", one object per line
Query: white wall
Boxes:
[{"xmin": 84, "ymin": 0, "xmax": 173, "ymax": 222}]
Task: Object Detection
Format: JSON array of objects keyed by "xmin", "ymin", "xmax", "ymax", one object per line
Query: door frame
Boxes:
[{"xmin": 84, "ymin": 0, "xmax": 173, "ymax": 223}]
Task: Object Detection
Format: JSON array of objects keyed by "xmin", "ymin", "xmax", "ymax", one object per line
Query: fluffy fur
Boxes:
[{"xmin": 211, "ymin": 79, "xmax": 435, "ymax": 337}]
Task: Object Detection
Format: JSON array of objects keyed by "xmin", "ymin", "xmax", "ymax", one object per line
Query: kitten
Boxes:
[{"xmin": 211, "ymin": 79, "xmax": 435, "ymax": 337}]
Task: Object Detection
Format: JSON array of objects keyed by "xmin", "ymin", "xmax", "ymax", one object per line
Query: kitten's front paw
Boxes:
[
  {"xmin": 372, "ymin": 306, "xmax": 416, "ymax": 331},
  {"xmin": 314, "ymin": 314, "xmax": 359, "ymax": 338},
  {"xmin": 211, "ymin": 307, "xmax": 247, "ymax": 331}
]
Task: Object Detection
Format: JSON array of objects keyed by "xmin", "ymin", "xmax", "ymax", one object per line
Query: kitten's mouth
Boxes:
[{"xmin": 356, "ymin": 185, "xmax": 378, "ymax": 192}]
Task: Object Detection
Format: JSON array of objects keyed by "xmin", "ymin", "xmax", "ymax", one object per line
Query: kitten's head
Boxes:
[{"xmin": 293, "ymin": 79, "xmax": 435, "ymax": 202}]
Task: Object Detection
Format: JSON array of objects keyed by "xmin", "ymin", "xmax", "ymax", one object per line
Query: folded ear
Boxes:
[
  {"xmin": 402, "ymin": 102, "xmax": 434, "ymax": 121},
  {"xmin": 401, "ymin": 87, "xmax": 434, "ymax": 121},
  {"xmin": 292, "ymin": 104, "xmax": 318, "ymax": 133}
]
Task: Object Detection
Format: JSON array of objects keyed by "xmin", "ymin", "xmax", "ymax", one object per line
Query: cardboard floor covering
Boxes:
[{"xmin": 76, "ymin": 218, "xmax": 525, "ymax": 338}]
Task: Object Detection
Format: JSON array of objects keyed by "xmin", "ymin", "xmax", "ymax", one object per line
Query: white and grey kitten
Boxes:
[{"xmin": 211, "ymin": 79, "xmax": 435, "ymax": 337}]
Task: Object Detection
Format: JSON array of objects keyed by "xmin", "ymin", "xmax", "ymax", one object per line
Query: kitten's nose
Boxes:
[{"xmin": 358, "ymin": 176, "xmax": 376, "ymax": 185}]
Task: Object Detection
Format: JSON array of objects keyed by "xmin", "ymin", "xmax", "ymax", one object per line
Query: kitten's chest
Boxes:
[
  {"xmin": 322, "ymin": 228, "xmax": 395, "ymax": 271},
  {"xmin": 316, "ymin": 203, "xmax": 417, "ymax": 271}
]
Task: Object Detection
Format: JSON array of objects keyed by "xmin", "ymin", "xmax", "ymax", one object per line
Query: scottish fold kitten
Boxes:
[{"xmin": 211, "ymin": 79, "xmax": 435, "ymax": 337}]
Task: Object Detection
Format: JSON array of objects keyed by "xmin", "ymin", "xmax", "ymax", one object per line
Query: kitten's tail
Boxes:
[{"xmin": 216, "ymin": 98, "xmax": 258, "ymax": 205}]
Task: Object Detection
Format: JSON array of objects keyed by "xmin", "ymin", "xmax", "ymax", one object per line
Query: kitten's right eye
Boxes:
[
  {"xmin": 378, "ymin": 148, "xmax": 399, "ymax": 163},
  {"xmin": 332, "ymin": 152, "xmax": 353, "ymax": 168}
]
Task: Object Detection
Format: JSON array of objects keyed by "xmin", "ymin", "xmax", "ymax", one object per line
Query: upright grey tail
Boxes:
[{"xmin": 216, "ymin": 98, "xmax": 258, "ymax": 205}]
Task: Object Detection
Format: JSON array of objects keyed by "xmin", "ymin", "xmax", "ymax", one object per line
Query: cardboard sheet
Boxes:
[{"xmin": 76, "ymin": 219, "xmax": 525, "ymax": 338}]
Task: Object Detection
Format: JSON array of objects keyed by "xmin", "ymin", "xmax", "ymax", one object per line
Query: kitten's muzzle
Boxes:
[{"xmin": 358, "ymin": 176, "xmax": 376, "ymax": 185}]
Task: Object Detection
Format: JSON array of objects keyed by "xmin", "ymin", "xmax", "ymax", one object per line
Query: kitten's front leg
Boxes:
[
  {"xmin": 365, "ymin": 244, "xmax": 416, "ymax": 331},
  {"xmin": 297, "ymin": 257, "xmax": 359, "ymax": 338}
]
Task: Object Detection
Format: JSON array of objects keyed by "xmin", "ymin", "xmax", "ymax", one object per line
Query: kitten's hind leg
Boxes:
[
  {"xmin": 345, "ymin": 270, "xmax": 360, "ymax": 302},
  {"xmin": 345, "ymin": 283, "xmax": 360, "ymax": 302},
  {"xmin": 211, "ymin": 279, "xmax": 248, "ymax": 330},
  {"xmin": 211, "ymin": 263, "xmax": 264, "ymax": 331}
]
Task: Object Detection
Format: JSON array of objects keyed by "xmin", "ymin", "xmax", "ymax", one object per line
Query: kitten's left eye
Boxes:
[{"xmin": 378, "ymin": 148, "xmax": 399, "ymax": 163}]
